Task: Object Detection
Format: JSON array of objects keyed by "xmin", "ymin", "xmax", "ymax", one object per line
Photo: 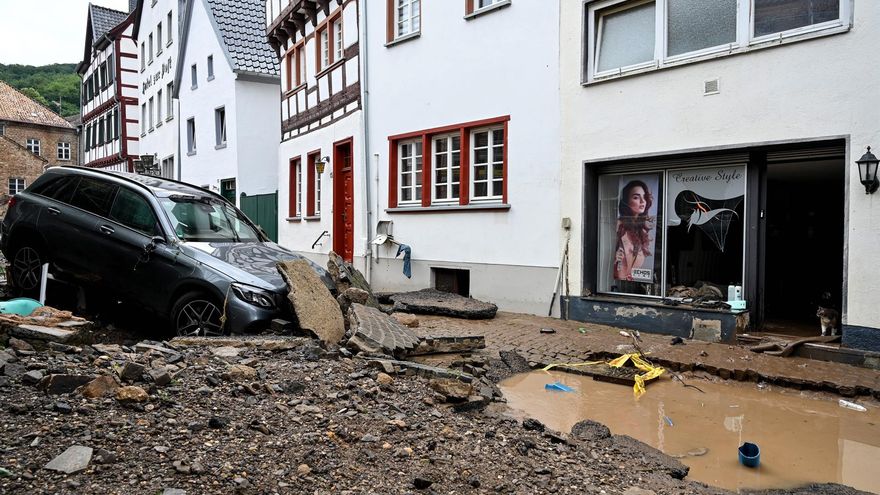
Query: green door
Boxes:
[{"xmin": 239, "ymin": 190, "xmax": 278, "ymax": 242}]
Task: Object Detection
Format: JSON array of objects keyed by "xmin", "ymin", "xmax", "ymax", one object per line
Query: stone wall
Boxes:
[{"xmin": 2, "ymin": 121, "xmax": 79, "ymax": 168}]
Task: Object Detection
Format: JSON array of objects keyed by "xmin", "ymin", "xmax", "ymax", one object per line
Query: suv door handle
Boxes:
[
  {"xmin": 47, "ymin": 207, "xmax": 61, "ymax": 216},
  {"xmin": 99, "ymin": 225, "xmax": 115, "ymax": 235}
]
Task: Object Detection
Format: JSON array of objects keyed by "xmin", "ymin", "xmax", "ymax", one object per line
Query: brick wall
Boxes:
[
  {"xmin": 0, "ymin": 135, "xmax": 47, "ymax": 216},
  {"xmin": 2, "ymin": 121, "xmax": 80, "ymax": 167}
]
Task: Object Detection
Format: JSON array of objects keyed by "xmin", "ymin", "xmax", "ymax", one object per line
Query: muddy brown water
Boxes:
[{"xmin": 499, "ymin": 371, "xmax": 880, "ymax": 493}]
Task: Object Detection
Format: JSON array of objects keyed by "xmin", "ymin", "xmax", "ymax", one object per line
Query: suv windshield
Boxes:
[{"xmin": 159, "ymin": 195, "xmax": 262, "ymax": 242}]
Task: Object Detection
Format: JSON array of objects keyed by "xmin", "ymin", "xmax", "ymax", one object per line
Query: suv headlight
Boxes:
[{"xmin": 231, "ymin": 283, "xmax": 276, "ymax": 309}]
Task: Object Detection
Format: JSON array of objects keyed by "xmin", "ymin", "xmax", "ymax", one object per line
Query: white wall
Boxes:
[
  {"xmin": 560, "ymin": 1, "xmax": 880, "ymax": 327},
  {"xmin": 177, "ymin": 0, "xmax": 237, "ymax": 195},
  {"xmin": 363, "ymin": 0, "xmax": 562, "ymax": 313},
  {"xmin": 137, "ymin": 0, "xmax": 180, "ymax": 175},
  {"xmin": 236, "ymin": 79, "xmax": 280, "ymax": 197}
]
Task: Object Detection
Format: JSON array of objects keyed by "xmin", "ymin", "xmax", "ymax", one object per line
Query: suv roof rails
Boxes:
[{"xmin": 57, "ymin": 166, "xmax": 227, "ymax": 203}]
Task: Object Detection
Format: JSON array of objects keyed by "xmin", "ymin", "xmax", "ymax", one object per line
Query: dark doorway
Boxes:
[{"xmin": 762, "ymin": 159, "xmax": 844, "ymax": 336}]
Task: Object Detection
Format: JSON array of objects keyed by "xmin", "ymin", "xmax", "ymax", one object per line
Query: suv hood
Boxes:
[{"xmin": 180, "ymin": 241, "xmax": 335, "ymax": 292}]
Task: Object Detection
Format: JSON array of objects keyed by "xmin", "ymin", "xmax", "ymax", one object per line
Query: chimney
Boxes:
[{"xmin": 129, "ymin": 0, "xmax": 138, "ymax": 13}]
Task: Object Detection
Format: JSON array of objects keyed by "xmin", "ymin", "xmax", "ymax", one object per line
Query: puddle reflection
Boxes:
[{"xmin": 499, "ymin": 371, "xmax": 880, "ymax": 493}]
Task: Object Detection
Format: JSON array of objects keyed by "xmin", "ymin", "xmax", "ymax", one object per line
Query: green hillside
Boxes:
[{"xmin": 0, "ymin": 63, "xmax": 81, "ymax": 118}]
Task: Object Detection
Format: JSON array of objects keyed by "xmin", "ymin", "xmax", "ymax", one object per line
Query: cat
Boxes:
[{"xmin": 816, "ymin": 306, "xmax": 839, "ymax": 336}]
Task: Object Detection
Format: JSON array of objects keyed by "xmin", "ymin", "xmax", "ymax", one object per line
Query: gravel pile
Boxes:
[{"xmin": 0, "ymin": 336, "xmax": 865, "ymax": 495}]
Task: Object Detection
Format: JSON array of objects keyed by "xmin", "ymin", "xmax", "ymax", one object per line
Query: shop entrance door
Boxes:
[{"xmin": 761, "ymin": 158, "xmax": 844, "ymax": 336}]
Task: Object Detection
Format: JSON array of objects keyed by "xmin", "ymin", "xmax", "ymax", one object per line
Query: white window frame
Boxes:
[
  {"xmin": 297, "ymin": 45, "xmax": 306, "ymax": 86},
  {"xmin": 584, "ymin": 0, "xmax": 851, "ymax": 83},
  {"xmin": 167, "ymin": 11, "xmax": 173, "ymax": 45},
  {"xmin": 156, "ymin": 89, "xmax": 163, "ymax": 124},
  {"xmin": 166, "ymin": 82, "xmax": 174, "ymax": 120},
  {"xmin": 398, "ymin": 139, "xmax": 423, "ymax": 205},
  {"xmin": 191, "ymin": 64, "xmax": 198, "ymax": 89},
  {"xmin": 470, "ymin": 126, "xmax": 504, "ymax": 202},
  {"xmin": 140, "ymin": 43, "xmax": 145, "ymax": 71},
  {"xmin": 431, "ymin": 133, "xmax": 461, "ymax": 204},
  {"xmin": 314, "ymin": 165, "xmax": 322, "ymax": 216},
  {"xmin": 141, "ymin": 104, "xmax": 147, "ymax": 136},
  {"xmin": 157, "ymin": 22, "xmax": 163, "ymax": 54},
  {"xmin": 148, "ymin": 97, "xmax": 155, "ymax": 131},
  {"xmin": 320, "ymin": 28, "xmax": 330, "ymax": 70},
  {"xmin": 186, "ymin": 117, "xmax": 196, "ymax": 154},
  {"xmin": 8, "ymin": 178, "xmax": 26, "ymax": 196},
  {"xmin": 207, "ymin": 55, "xmax": 214, "ymax": 80},
  {"xmin": 215, "ymin": 106, "xmax": 227, "ymax": 148},
  {"xmin": 475, "ymin": 0, "xmax": 506, "ymax": 12},
  {"xmin": 148, "ymin": 33, "xmax": 154, "ymax": 64},
  {"xmin": 296, "ymin": 161, "xmax": 303, "ymax": 217},
  {"xmin": 57, "ymin": 142, "xmax": 71, "ymax": 161},
  {"xmin": 333, "ymin": 19, "xmax": 344, "ymax": 62},
  {"xmin": 395, "ymin": 0, "xmax": 421, "ymax": 38},
  {"xmin": 26, "ymin": 138, "xmax": 40, "ymax": 156}
]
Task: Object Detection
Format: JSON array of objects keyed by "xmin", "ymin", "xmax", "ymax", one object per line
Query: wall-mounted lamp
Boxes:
[
  {"xmin": 315, "ymin": 156, "xmax": 330, "ymax": 174},
  {"xmin": 856, "ymin": 146, "xmax": 879, "ymax": 194}
]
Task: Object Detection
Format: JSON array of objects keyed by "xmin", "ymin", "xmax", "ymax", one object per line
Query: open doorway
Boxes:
[{"xmin": 762, "ymin": 159, "xmax": 844, "ymax": 337}]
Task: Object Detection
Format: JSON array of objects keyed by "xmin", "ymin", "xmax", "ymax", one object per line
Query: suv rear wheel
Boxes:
[
  {"xmin": 11, "ymin": 243, "xmax": 45, "ymax": 297},
  {"xmin": 172, "ymin": 291, "xmax": 225, "ymax": 337}
]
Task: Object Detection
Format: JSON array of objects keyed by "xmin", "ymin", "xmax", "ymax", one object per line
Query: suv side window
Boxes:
[
  {"xmin": 69, "ymin": 178, "xmax": 118, "ymax": 217},
  {"xmin": 109, "ymin": 188, "xmax": 160, "ymax": 236},
  {"xmin": 31, "ymin": 176, "xmax": 81, "ymax": 204}
]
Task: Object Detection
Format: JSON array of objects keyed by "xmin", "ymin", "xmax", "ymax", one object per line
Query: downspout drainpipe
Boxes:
[{"xmin": 359, "ymin": 0, "xmax": 374, "ymax": 285}]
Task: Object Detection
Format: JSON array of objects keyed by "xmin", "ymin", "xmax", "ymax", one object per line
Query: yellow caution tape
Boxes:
[{"xmin": 542, "ymin": 353, "xmax": 665, "ymax": 399}]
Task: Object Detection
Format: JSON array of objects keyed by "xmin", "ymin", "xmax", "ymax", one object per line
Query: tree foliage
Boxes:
[{"xmin": 0, "ymin": 63, "xmax": 81, "ymax": 118}]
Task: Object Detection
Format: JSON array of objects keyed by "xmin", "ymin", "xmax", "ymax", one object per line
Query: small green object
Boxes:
[
  {"xmin": 578, "ymin": 327, "xmax": 586, "ymax": 334},
  {"xmin": 0, "ymin": 298, "xmax": 42, "ymax": 316},
  {"xmin": 0, "ymin": 467, "xmax": 13, "ymax": 477}
]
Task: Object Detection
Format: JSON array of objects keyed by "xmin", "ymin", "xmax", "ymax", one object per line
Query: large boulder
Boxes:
[
  {"xmin": 278, "ymin": 260, "xmax": 345, "ymax": 346},
  {"xmin": 390, "ymin": 289, "xmax": 497, "ymax": 319}
]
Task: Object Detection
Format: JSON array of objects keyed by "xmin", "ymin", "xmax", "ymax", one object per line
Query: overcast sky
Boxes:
[{"xmin": 0, "ymin": 0, "xmax": 132, "ymax": 66}]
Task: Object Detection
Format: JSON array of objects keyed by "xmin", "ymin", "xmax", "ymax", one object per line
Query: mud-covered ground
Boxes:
[{"xmin": 0, "ymin": 335, "xmax": 870, "ymax": 495}]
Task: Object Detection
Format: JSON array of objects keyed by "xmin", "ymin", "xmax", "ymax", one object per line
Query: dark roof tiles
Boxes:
[
  {"xmin": 90, "ymin": 3, "xmax": 129, "ymax": 42},
  {"xmin": 206, "ymin": 0, "xmax": 279, "ymax": 76}
]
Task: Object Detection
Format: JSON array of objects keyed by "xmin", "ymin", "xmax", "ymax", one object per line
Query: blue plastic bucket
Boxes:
[
  {"xmin": 0, "ymin": 298, "xmax": 42, "ymax": 316},
  {"xmin": 738, "ymin": 442, "xmax": 760, "ymax": 468}
]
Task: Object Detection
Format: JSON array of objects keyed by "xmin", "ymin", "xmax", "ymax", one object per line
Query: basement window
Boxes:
[{"xmin": 433, "ymin": 268, "xmax": 470, "ymax": 297}]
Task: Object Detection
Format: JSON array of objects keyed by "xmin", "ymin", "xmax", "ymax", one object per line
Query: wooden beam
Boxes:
[
  {"xmin": 289, "ymin": 11, "xmax": 307, "ymax": 36},
  {"xmin": 317, "ymin": 0, "xmax": 330, "ymax": 16},
  {"xmin": 302, "ymin": 1, "xmax": 318, "ymax": 26}
]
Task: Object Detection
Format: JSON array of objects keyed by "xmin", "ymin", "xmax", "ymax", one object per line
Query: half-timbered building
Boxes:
[
  {"xmin": 265, "ymin": 0, "xmax": 362, "ymax": 262},
  {"xmin": 77, "ymin": 4, "xmax": 139, "ymax": 172}
]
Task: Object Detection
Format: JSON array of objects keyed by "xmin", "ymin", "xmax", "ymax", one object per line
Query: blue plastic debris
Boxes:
[
  {"xmin": 663, "ymin": 416, "xmax": 674, "ymax": 427},
  {"xmin": 0, "ymin": 298, "xmax": 42, "ymax": 316},
  {"xmin": 544, "ymin": 382, "xmax": 574, "ymax": 392}
]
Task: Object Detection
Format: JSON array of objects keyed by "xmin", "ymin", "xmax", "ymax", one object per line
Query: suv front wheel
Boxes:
[
  {"xmin": 11, "ymin": 242, "xmax": 45, "ymax": 297},
  {"xmin": 172, "ymin": 291, "xmax": 226, "ymax": 337}
]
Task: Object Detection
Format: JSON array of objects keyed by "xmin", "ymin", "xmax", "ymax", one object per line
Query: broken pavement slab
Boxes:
[
  {"xmin": 367, "ymin": 358, "xmax": 474, "ymax": 382},
  {"xmin": 8, "ymin": 324, "xmax": 80, "ymax": 344},
  {"xmin": 327, "ymin": 251, "xmax": 381, "ymax": 309},
  {"xmin": 44, "ymin": 445, "xmax": 93, "ymax": 474},
  {"xmin": 278, "ymin": 259, "xmax": 345, "ymax": 346},
  {"xmin": 348, "ymin": 303, "xmax": 420, "ymax": 357},
  {"xmin": 391, "ymin": 289, "xmax": 497, "ymax": 319}
]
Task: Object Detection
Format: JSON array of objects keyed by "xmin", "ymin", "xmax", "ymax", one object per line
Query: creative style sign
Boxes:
[
  {"xmin": 613, "ymin": 173, "xmax": 660, "ymax": 283},
  {"xmin": 666, "ymin": 165, "xmax": 746, "ymax": 252}
]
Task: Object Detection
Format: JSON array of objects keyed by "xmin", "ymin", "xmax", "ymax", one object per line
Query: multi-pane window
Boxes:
[
  {"xmin": 215, "ymin": 107, "xmax": 226, "ymax": 147},
  {"xmin": 8, "ymin": 178, "xmax": 25, "ymax": 196},
  {"xmin": 186, "ymin": 118, "xmax": 196, "ymax": 154},
  {"xmin": 477, "ymin": 0, "xmax": 504, "ymax": 9},
  {"xmin": 57, "ymin": 142, "xmax": 71, "ymax": 161},
  {"xmin": 26, "ymin": 138, "xmax": 40, "ymax": 156},
  {"xmin": 166, "ymin": 82, "xmax": 174, "ymax": 119},
  {"xmin": 395, "ymin": 0, "xmax": 420, "ymax": 38},
  {"xmin": 207, "ymin": 55, "xmax": 214, "ymax": 80},
  {"xmin": 167, "ymin": 11, "xmax": 173, "ymax": 44},
  {"xmin": 297, "ymin": 45, "xmax": 306, "ymax": 85},
  {"xmin": 398, "ymin": 140, "xmax": 423, "ymax": 204},
  {"xmin": 314, "ymin": 163, "xmax": 322, "ymax": 215},
  {"xmin": 319, "ymin": 28, "xmax": 330, "ymax": 70},
  {"xmin": 471, "ymin": 127, "xmax": 504, "ymax": 200},
  {"xmin": 157, "ymin": 22, "xmax": 163, "ymax": 54},
  {"xmin": 333, "ymin": 19, "xmax": 343, "ymax": 62},
  {"xmin": 148, "ymin": 97, "xmax": 155, "ymax": 131},
  {"xmin": 157, "ymin": 89, "xmax": 163, "ymax": 122},
  {"xmin": 586, "ymin": 0, "xmax": 849, "ymax": 81},
  {"xmin": 432, "ymin": 135, "xmax": 460, "ymax": 203},
  {"xmin": 289, "ymin": 158, "xmax": 302, "ymax": 217}
]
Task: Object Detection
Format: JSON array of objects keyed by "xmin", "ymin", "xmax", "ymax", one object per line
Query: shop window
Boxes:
[
  {"xmin": 596, "ymin": 165, "xmax": 746, "ymax": 299},
  {"xmin": 584, "ymin": 0, "xmax": 849, "ymax": 82}
]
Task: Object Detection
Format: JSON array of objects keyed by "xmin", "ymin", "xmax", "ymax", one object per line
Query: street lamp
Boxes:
[
  {"xmin": 856, "ymin": 146, "xmax": 879, "ymax": 194},
  {"xmin": 315, "ymin": 156, "xmax": 329, "ymax": 174}
]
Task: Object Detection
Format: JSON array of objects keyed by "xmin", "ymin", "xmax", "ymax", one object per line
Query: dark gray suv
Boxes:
[{"xmin": 1, "ymin": 167, "xmax": 333, "ymax": 335}]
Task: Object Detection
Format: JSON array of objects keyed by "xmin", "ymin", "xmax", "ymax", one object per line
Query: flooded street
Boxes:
[{"xmin": 499, "ymin": 371, "xmax": 880, "ymax": 493}]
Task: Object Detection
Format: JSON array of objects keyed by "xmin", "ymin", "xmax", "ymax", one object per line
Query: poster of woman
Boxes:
[{"xmin": 613, "ymin": 174, "xmax": 659, "ymax": 282}]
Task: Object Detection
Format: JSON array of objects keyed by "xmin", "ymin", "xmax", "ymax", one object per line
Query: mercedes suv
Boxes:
[{"xmin": 1, "ymin": 166, "xmax": 333, "ymax": 335}]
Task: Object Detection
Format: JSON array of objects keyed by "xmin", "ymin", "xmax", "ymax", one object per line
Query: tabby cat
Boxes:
[{"xmin": 816, "ymin": 307, "xmax": 839, "ymax": 336}]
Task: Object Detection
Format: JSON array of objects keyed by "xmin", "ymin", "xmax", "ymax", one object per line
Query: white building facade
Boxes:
[
  {"xmin": 174, "ymin": 0, "xmax": 281, "ymax": 220},
  {"xmin": 266, "ymin": 0, "xmax": 363, "ymax": 258},
  {"xmin": 361, "ymin": 0, "xmax": 562, "ymax": 314},
  {"xmin": 560, "ymin": 0, "xmax": 880, "ymax": 350},
  {"xmin": 133, "ymin": 0, "xmax": 180, "ymax": 178},
  {"xmin": 77, "ymin": 4, "xmax": 139, "ymax": 172}
]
